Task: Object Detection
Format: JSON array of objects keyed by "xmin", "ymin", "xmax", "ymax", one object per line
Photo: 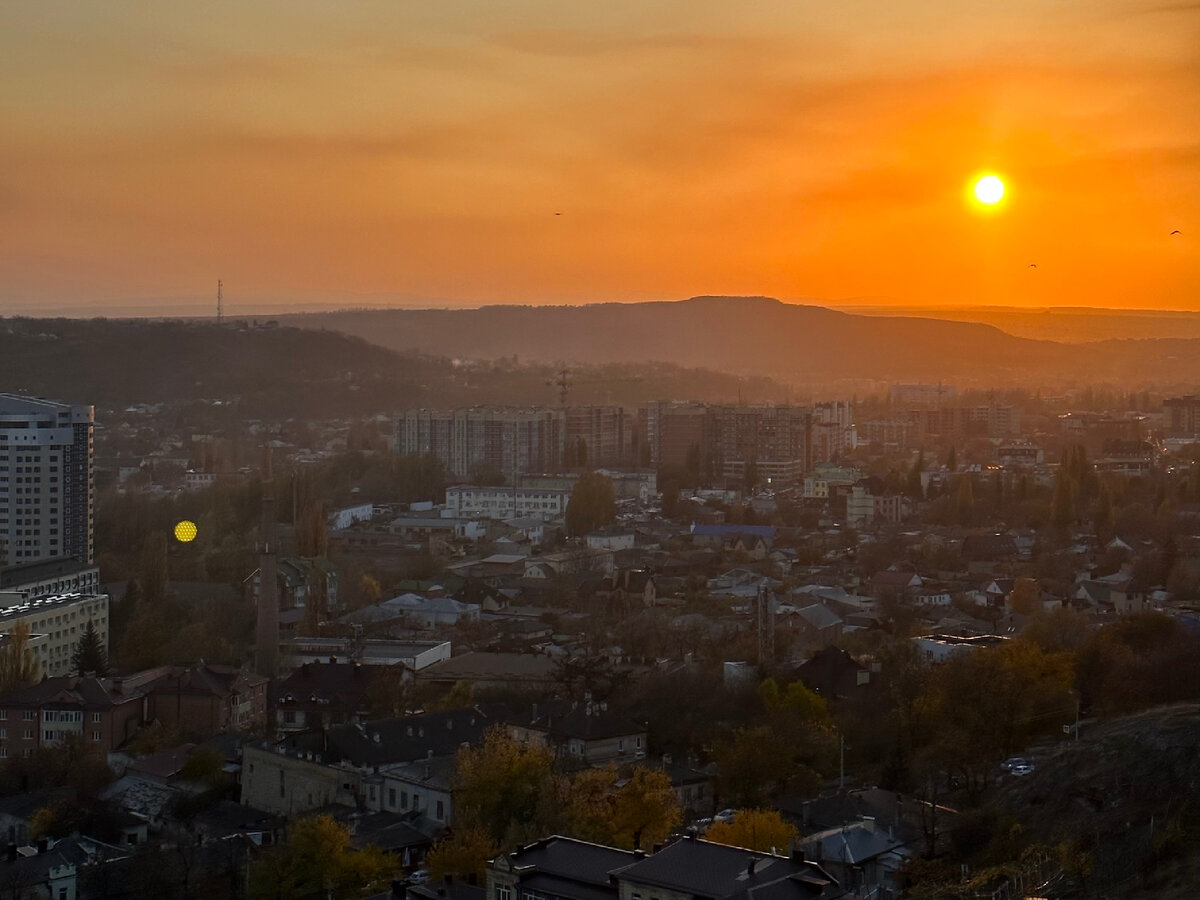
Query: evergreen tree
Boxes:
[
  {"xmin": 71, "ymin": 619, "xmax": 109, "ymax": 676},
  {"xmin": 566, "ymin": 471, "xmax": 617, "ymax": 537},
  {"xmin": 955, "ymin": 476, "xmax": 975, "ymax": 525},
  {"xmin": 1093, "ymin": 483, "xmax": 1114, "ymax": 544},
  {"xmin": 906, "ymin": 451, "xmax": 925, "ymax": 500}
]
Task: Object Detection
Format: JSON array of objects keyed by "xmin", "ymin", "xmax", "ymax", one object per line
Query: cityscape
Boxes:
[{"xmin": 1, "ymin": 2, "xmax": 1198, "ymax": 900}]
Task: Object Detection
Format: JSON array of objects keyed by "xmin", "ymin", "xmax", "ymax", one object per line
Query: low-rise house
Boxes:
[
  {"xmin": 585, "ymin": 527, "xmax": 636, "ymax": 552},
  {"xmin": 504, "ymin": 701, "xmax": 647, "ymax": 766},
  {"xmin": 793, "ymin": 647, "xmax": 872, "ymax": 701},
  {"xmin": 341, "ymin": 594, "xmax": 480, "ymax": 630},
  {"xmin": 246, "ymin": 557, "xmax": 339, "ymax": 613},
  {"xmin": 0, "ymin": 838, "xmax": 105, "ymax": 900},
  {"xmin": 789, "ymin": 603, "xmax": 845, "ymax": 645},
  {"xmin": 912, "ymin": 633, "xmax": 1008, "ymax": 663},
  {"xmin": 275, "ymin": 661, "xmax": 396, "ymax": 734},
  {"xmin": 147, "ymin": 664, "xmax": 268, "ymax": 735},
  {"xmin": 487, "ymin": 835, "xmax": 841, "ymax": 900},
  {"xmin": 962, "ymin": 534, "xmax": 1019, "ymax": 567},
  {"xmin": 982, "ymin": 578, "xmax": 1015, "ymax": 607},
  {"xmin": 281, "ymin": 638, "xmax": 451, "ymax": 673},
  {"xmin": 870, "ymin": 567, "xmax": 923, "ymax": 598},
  {"xmin": 363, "ymin": 755, "xmax": 456, "ymax": 825},
  {"xmin": 417, "ymin": 652, "xmax": 558, "ymax": 692},
  {"xmin": 240, "ymin": 708, "xmax": 493, "ymax": 816},
  {"xmin": 524, "ymin": 549, "xmax": 615, "ymax": 580},
  {"xmin": 798, "ymin": 817, "xmax": 910, "ymax": 895},
  {"xmin": 660, "ymin": 755, "xmax": 717, "ymax": 819},
  {"xmin": 1110, "ymin": 578, "xmax": 1151, "ymax": 614},
  {"xmin": 0, "ymin": 674, "xmax": 151, "ymax": 758},
  {"xmin": 583, "ymin": 570, "xmax": 656, "ymax": 615}
]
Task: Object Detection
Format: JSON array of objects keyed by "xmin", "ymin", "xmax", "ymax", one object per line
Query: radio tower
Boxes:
[{"xmin": 217, "ymin": 280, "xmax": 223, "ymax": 323}]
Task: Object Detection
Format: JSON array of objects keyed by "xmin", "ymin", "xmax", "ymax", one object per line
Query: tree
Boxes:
[
  {"xmin": 906, "ymin": 451, "xmax": 925, "ymax": 500},
  {"xmin": 425, "ymin": 827, "xmax": 497, "ymax": 883},
  {"xmin": 295, "ymin": 502, "xmax": 328, "ymax": 557},
  {"xmin": 1093, "ymin": 482, "xmax": 1114, "ymax": 544},
  {"xmin": 565, "ymin": 766, "xmax": 680, "ymax": 851},
  {"xmin": 955, "ymin": 476, "xmax": 975, "ymax": 526},
  {"xmin": 1007, "ymin": 577, "xmax": 1040, "ymax": 616},
  {"xmin": 715, "ymin": 727, "xmax": 797, "ymax": 808},
  {"xmin": 453, "ymin": 728, "xmax": 560, "ymax": 846},
  {"xmin": 249, "ymin": 815, "xmax": 394, "ymax": 900},
  {"xmin": 0, "ymin": 621, "xmax": 41, "ymax": 694},
  {"xmin": 609, "ymin": 767, "xmax": 680, "ymax": 851},
  {"xmin": 1019, "ymin": 606, "xmax": 1089, "ymax": 653},
  {"xmin": 743, "ymin": 454, "xmax": 759, "ymax": 493},
  {"xmin": 706, "ymin": 809, "xmax": 798, "ymax": 853},
  {"xmin": 1051, "ymin": 472, "xmax": 1075, "ymax": 532},
  {"xmin": 661, "ymin": 479, "xmax": 681, "ymax": 517},
  {"xmin": 180, "ymin": 745, "xmax": 227, "ymax": 786},
  {"xmin": 71, "ymin": 618, "xmax": 109, "ymax": 676},
  {"xmin": 138, "ymin": 531, "xmax": 170, "ymax": 602},
  {"xmin": 565, "ymin": 471, "xmax": 617, "ymax": 537},
  {"xmin": 469, "ymin": 462, "xmax": 507, "ymax": 486}
]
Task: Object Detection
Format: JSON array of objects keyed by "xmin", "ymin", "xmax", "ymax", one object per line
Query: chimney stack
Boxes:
[{"xmin": 255, "ymin": 447, "xmax": 279, "ymax": 678}]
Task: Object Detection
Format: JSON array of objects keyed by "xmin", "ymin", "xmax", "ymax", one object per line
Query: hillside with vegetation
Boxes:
[
  {"xmin": 277, "ymin": 296, "xmax": 1200, "ymax": 389},
  {"xmin": 0, "ymin": 316, "xmax": 796, "ymax": 416}
]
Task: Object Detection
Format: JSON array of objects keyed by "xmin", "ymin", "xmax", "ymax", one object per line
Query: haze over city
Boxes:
[
  {"xmin": 1, "ymin": 1, "xmax": 1197, "ymax": 313},
  {"xmin": 2, "ymin": 4, "xmax": 1200, "ymax": 900}
]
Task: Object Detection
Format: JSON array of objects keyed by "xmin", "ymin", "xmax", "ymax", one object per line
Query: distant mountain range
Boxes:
[
  {"xmin": 277, "ymin": 296, "xmax": 1200, "ymax": 388},
  {"xmin": 839, "ymin": 304, "xmax": 1200, "ymax": 343}
]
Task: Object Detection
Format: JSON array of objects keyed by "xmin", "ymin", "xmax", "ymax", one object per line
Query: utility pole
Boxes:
[
  {"xmin": 839, "ymin": 731, "xmax": 846, "ymax": 791},
  {"xmin": 217, "ymin": 280, "xmax": 223, "ymax": 323}
]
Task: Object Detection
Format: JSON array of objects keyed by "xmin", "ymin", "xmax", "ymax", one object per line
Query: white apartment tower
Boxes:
[{"xmin": 0, "ymin": 395, "xmax": 94, "ymax": 568}]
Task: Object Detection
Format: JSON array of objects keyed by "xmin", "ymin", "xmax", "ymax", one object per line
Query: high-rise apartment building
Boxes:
[
  {"xmin": 394, "ymin": 408, "xmax": 564, "ymax": 478},
  {"xmin": 564, "ymin": 406, "xmax": 632, "ymax": 467},
  {"xmin": 811, "ymin": 400, "xmax": 856, "ymax": 465},
  {"xmin": 639, "ymin": 403, "xmax": 813, "ymax": 486},
  {"xmin": 712, "ymin": 405, "xmax": 812, "ymax": 486},
  {"xmin": 0, "ymin": 395, "xmax": 94, "ymax": 569},
  {"xmin": 1164, "ymin": 395, "xmax": 1200, "ymax": 438}
]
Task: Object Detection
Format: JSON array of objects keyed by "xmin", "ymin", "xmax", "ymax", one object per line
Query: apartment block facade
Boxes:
[
  {"xmin": 0, "ymin": 394, "xmax": 94, "ymax": 568},
  {"xmin": 445, "ymin": 486, "xmax": 570, "ymax": 520},
  {"xmin": 0, "ymin": 592, "xmax": 109, "ymax": 678},
  {"xmin": 394, "ymin": 408, "xmax": 564, "ymax": 478}
]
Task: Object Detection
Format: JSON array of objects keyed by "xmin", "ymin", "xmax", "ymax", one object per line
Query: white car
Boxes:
[
  {"xmin": 408, "ymin": 870, "xmax": 431, "ymax": 885},
  {"xmin": 1010, "ymin": 763, "xmax": 1035, "ymax": 777},
  {"xmin": 1001, "ymin": 757, "xmax": 1029, "ymax": 772},
  {"xmin": 714, "ymin": 808, "xmax": 738, "ymax": 824}
]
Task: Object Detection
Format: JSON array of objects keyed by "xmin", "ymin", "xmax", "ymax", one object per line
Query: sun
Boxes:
[{"xmin": 973, "ymin": 174, "xmax": 1005, "ymax": 205}]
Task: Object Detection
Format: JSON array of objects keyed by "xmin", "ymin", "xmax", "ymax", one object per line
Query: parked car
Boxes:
[
  {"xmin": 714, "ymin": 808, "xmax": 738, "ymax": 824},
  {"xmin": 408, "ymin": 870, "xmax": 431, "ymax": 885},
  {"xmin": 1001, "ymin": 757, "xmax": 1029, "ymax": 772},
  {"xmin": 1010, "ymin": 763, "xmax": 1035, "ymax": 776}
]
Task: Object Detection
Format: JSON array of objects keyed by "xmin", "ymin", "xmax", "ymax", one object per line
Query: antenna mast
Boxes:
[
  {"xmin": 217, "ymin": 280, "xmax": 223, "ymax": 323},
  {"xmin": 554, "ymin": 368, "xmax": 570, "ymax": 406}
]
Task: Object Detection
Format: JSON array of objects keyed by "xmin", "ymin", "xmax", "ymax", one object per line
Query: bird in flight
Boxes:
[
  {"xmin": 1028, "ymin": 263, "xmax": 1038, "ymax": 268},
  {"xmin": 1170, "ymin": 229, "xmax": 1181, "ymax": 235},
  {"xmin": 554, "ymin": 212, "xmax": 562, "ymax": 216}
]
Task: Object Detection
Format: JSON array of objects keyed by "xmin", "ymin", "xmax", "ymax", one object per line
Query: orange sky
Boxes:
[{"xmin": 1, "ymin": 1, "xmax": 1197, "ymax": 313}]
